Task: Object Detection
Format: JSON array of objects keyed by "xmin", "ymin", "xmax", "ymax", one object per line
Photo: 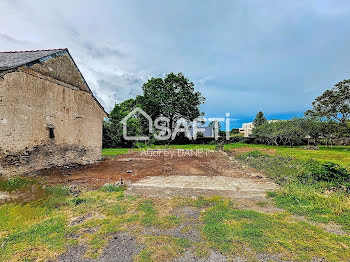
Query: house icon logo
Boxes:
[{"xmin": 121, "ymin": 107, "xmax": 153, "ymax": 141}]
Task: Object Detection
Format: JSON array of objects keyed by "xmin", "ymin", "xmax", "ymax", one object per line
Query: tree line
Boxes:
[{"xmin": 251, "ymin": 80, "xmax": 350, "ymax": 146}]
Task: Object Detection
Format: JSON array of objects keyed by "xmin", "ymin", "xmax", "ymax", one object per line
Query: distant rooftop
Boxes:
[
  {"xmin": 190, "ymin": 126, "xmax": 214, "ymax": 138},
  {"xmin": 0, "ymin": 48, "xmax": 67, "ymax": 71}
]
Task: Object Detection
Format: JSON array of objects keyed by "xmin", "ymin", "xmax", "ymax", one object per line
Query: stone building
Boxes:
[{"xmin": 0, "ymin": 48, "xmax": 108, "ymax": 176}]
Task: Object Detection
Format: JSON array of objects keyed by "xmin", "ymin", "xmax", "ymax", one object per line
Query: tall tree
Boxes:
[
  {"xmin": 305, "ymin": 80, "xmax": 350, "ymax": 124},
  {"xmin": 102, "ymin": 99, "xmax": 141, "ymax": 148},
  {"xmin": 253, "ymin": 111, "xmax": 267, "ymax": 127},
  {"xmin": 139, "ymin": 73, "xmax": 205, "ymax": 131}
]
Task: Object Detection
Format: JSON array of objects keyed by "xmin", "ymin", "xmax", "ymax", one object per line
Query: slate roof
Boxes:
[{"xmin": 0, "ymin": 49, "xmax": 66, "ymax": 70}]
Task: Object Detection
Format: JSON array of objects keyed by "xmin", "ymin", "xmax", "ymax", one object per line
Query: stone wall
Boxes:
[
  {"xmin": 29, "ymin": 53, "xmax": 90, "ymax": 93},
  {"xmin": 0, "ymin": 67, "xmax": 106, "ymax": 176}
]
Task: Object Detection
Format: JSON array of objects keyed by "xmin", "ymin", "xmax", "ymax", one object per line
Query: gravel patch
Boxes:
[
  {"xmin": 174, "ymin": 206, "xmax": 200, "ymax": 219},
  {"xmin": 175, "ymin": 250, "xmax": 230, "ymax": 262},
  {"xmin": 70, "ymin": 213, "xmax": 92, "ymax": 226},
  {"xmin": 56, "ymin": 232, "xmax": 142, "ymax": 262}
]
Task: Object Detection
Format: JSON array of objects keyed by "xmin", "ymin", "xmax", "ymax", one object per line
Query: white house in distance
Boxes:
[
  {"xmin": 239, "ymin": 120, "xmax": 280, "ymax": 137},
  {"xmin": 239, "ymin": 123, "xmax": 255, "ymax": 137}
]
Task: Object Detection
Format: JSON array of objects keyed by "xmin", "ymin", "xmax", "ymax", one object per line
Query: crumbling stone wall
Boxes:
[{"xmin": 0, "ymin": 64, "xmax": 106, "ymax": 176}]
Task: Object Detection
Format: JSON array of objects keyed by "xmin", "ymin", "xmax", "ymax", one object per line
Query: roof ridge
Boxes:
[{"xmin": 0, "ymin": 48, "xmax": 67, "ymax": 54}]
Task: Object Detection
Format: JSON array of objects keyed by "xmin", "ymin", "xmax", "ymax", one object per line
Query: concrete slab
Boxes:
[{"xmin": 127, "ymin": 175, "xmax": 277, "ymax": 199}]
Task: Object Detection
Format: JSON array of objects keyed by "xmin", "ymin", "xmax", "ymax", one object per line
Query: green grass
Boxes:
[
  {"xmin": 136, "ymin": 248, "xmax": 152, "ymax": 262},
  {"xmin": 102, "ymin": 148, "xmax": 130, "ymax": 157},
  {"xmin": 135, "ymin": 235, "xmax": 192, "ymax": 262},
  {"xmin": 0, "ymin": 185, "xmax": 72, "ymax": 261},
  {"xmin": 3, "ymin": 142, "xmax": 350, "ymax": 261},
  {"xmin": 2, "ymin": 217, "xmax": 68, "ymax": 261},
  {"xmin": 268, "ymin": 184, "xmax": 350, "ymax": 231},
  {"xmin": 201, "ymin": 198, "xmax": 350, "ymax": 261},
  {"xmin": 226, "ymin": 142, "xmax": 350, "ymax": 169},
  {"xmin": 2, "ymin": 183, "xmax": 350, "ymax": 261},
  {"xmin": 103, "ymin": 142, "xmax": 350, "ymax": 169},
  {"xmin": 99, "ymin": 184, "xmax": 125, "ymax": 192},
  {"xmin": 109, "ymin": 203, "xmax": 128, "ymax": 216},
  {"xmin": 234, "ymin": 144, "xmax": 350, "ymax": 234},
  {"xmin": 138, "ymin": 199, "xmax": 157, "ymax": 226}
]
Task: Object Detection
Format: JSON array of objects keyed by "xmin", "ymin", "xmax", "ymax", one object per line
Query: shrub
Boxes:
[
  {"xmin": 45, "ymin": 185, "xmax": 70, "ymax": 197},
  {"xmin": 237, "ymin": 151, "xmax": 303, "ymax": 185},
  {"xmin": 302, "ymin": 162, "xmax": 350, "ymax": 186},
  {"xmin": 238, "ymin": 151, "xmax": 350, "ymax": 189}
]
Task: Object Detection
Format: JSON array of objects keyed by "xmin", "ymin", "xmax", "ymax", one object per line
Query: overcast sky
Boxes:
[{"xmin": 1, "ymin": 0, "xmax": 350, "ymax": 127}]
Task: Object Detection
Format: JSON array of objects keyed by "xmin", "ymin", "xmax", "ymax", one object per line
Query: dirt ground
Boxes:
[{"xmin": 34, "ymin": 150, "xmax": 277, "ymax": 200}]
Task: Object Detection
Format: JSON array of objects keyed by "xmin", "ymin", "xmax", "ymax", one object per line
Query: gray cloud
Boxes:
[
  {"xmin": 82, "ymin": 42, "xmax": 125, "ymax": 59},
  {"xmin": 0, "ymin": 33, "xmax": 27, "ymax": 44},
  {"xmin": 1, "ymin": 0, "xmax": 350, "ymax": 126}
]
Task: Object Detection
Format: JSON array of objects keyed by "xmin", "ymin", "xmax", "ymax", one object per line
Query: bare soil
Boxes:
[{"xmin": 34, "ymin": 150, "xmax": 277, "ymax": 200}]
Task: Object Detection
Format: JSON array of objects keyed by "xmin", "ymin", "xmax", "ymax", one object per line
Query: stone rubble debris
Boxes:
[{"xmin": 69, "ymin": 185, "xmax": 81, "ymax": 197}]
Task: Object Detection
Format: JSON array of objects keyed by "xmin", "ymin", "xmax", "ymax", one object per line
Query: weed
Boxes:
[
  {"xmin": 237, "ymin": 147, "xmax": 350, "ymax": 231},
  {"xmin": 137, "ymin": 236, "xmax": 192, "ymax": 262},
  {"xmin": 303, "ymin": 161, "xmax": 350, "ymax": 186},
  {"xmin": 71, "ymin": 197, "xmax": 87, "ymax": 206},
  {"xmin": 135, "ymin": 248, "xmax": 152, "ymax": 262},
  {"xmin": 138, "ymin": 200, "xmax": 157, "ymax": 226},
  {"xmin": 157, "ymin": 215, "xmax": 180, "ymax": 229},
  {"xmin": 238, "ymin": 149, "xmax": 350, "ymax": 190},
  {"xmin": 194, "ymin": 242, "xmax": 210, "ymax": 257},
  {"xmin": 256, "ymin": 201, "xmax": 269, "ymax": 207},
  {"xmin": 109, "ymin": 203, "xmax": 128, "ymax": 216},
  {"xmin": 43, "ymin": 185, "xmax": 70, "ymax": 210},
  {"xmin": 244, "ymin": 150, "xmax": 268, "ymax": 158},
  {"xmin": 0, "ymin": 177, "xmax": 34, "ymax": 192},
  {"xmin": 268, "ymin": 184, "xmax": 350, "ymax": 230},
  {"xmin": 99, "ymin": 184, "xmax": 125, "ymax": 193},
  {"xmin": 174, "ymin": 237, "xmax": 191, "ymax": 248}
]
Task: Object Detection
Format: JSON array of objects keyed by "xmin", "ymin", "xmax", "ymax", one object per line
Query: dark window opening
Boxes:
[{"xmin": 48, "ymin": 128, "xmax": 55, "ymax": 139}]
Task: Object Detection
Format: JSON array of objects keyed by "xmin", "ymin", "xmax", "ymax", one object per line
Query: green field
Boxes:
[
  {"xmin": 103, "ymin": 143, "xmax": 350, "ymax": 169},
  {"xmin": 102, "ymin": 148, "xmax": 130, "ymax": 157},
  {"xmin": 225, "ymin": 143, "xmax": 350, "ymax": 168}
]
